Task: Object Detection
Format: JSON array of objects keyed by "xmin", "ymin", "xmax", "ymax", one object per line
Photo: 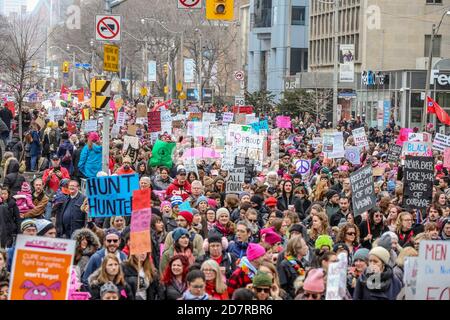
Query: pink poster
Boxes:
[
  {"xmin": 445, "ymin": 148, "xmax": 450, "ymax": 168},
  {"xmin": 276, "ymin": 116, "xmax": 291, "ymax": 129},
  {"xmin": 396, "ymin": 128, "xmax": 413, "ymax": 146}
]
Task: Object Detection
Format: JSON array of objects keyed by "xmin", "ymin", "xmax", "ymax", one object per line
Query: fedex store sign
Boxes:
[{"xmin": 430, "ymin": 70, "xmax": 450, "ymax": 86}]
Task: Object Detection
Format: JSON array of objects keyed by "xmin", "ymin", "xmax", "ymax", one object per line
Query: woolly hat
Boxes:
[
  {"xmin": 178, "ymin": 211, "xmax": 193, "ymax": 225},
  {"xmin": 35, "ymin": 219, "xmax": 55, "ymax": 236},
  {"xmin": 88, "ymin": 131, "xmax": 100, "ymax": 142},
  {"xmin": 263, "ymin": 230, "xmax": 282, "ymax": 246},
  {"xmin": 250, "ymin": 195, "xmax": 264, "ymax": 206},
  {"xmin": 369, "ymin": 246, "xmax": 390, "ymax": 265},
  {"xmin": 377, "ymin": 232, "xmax": 393, "ymax": 251},
  {"xmin": 239, "ymin": 192, "xmax": 250, "ymax": 200},
  {"xmin": 161, "ymin": 201, "xmax": 171, "ymax": 209},
  {"xmin": 325, "ymin": 189, "xmax": 339, "ymax": 201},
  {"xmin": 387, "ymin": 180, "xmax": 396, "ymax": 193},
  {"xmin": 303, "ymin": 268, "xmax": 325, "ymax": 293},
  {"xmin": 100, "ymin": 282, "xmax": 119, "ymax": 297},
  {"xmin": 264, "ymin": 197, "xmax": 278, "ymax": 207},
  {"xmin": 333, "ymin": 242, "xmax": 349, "ymax": 254},
  {"xmin": 352, "ymin": 248, "xmax": 370, "ymax": 263},
  {"xmin": 195, "ymin": 196, "xmax": 209, "ymax": 207},
  {"xmin": 314, "ymin": 235, "xmax": 334, "ymax": 250},
  {"xmin": 216, "ymin": 207, "xmax": 230, "ymax": 220},
  {"xmin": 21, "ymin": 219, "xmax": 37, "ymax": 232},
  {"xmin": 246, "ymin": 243, "xmax": 266, "ymax": 261},
  {"xmin": 252, "ymin": 272, "xmax": 273, "ymax": 288},
  {"xmin": 289, "ymin": 224, "xmax": 305, "ymax": 235},
  {"xmin": 21, "ymin": 181, "xmax": 32, "ymax": 193},
  {"xmin": 172, "ymin": 227, "xmax": 189, "ymax": 242},
  {"xmin": 207, "ymin": 198, "xmax": 217, "ymax": 209},
  {"xmin": 203, "ymin": 176, "xmax": 214, "ymax": 187},
  {"xmin": 170, "ymin": 195, "xmax": 183, "ymax": 207},
  {"xmin": 337, "ymin": 218, "xmax": 347, "ymax": 229}
]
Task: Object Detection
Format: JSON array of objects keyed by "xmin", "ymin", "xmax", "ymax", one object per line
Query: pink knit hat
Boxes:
[
  {"xmin": 303, "ymin": 268, "xmax": 325, "ymax": 293},
  {"xmin": 246, "ymin": 243, "xmax": 266, "ymax": 261},
  {"xmin": 161, "ymin": 201, "xmax": 171, "ymax": 209},
  {"xmin": 21, "ymin": 182, "xmax": 32, "ymax": 193},
  {"xmin": 263, "ymin": 230, "xmax": 282, "ymax": 246},
  {"xmin": 207, "ymin": 198, "xmax": 217, "ymax": 208}
]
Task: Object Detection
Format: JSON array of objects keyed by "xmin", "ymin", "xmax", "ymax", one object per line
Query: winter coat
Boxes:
[
  {"xmin": 227, "ymin": 240, "xmax": 249, "ymax": 260},
  {"xmin": 81, "ymin": 248, "xmax": 128, "ymax": 287},
  {"xmin": 30, "ymin": 130, "xmax": 41, "ymax": 157},
  {"xmin": 71, "ymin": 228, "xmax": 101, "ymax": 276},
  {"xmin": 86, "ymin": 268, "xmax": 134, "ymax": 300},
  {"xmin": 0, "ymin": 203, "xmax": 18, "ymax": 248},
  {"xmin": 276, "ymin": 194, "xmax": 301, "ymax": 212},
  {"xmin": 3, "ymin": 160, "xmax": 25, "ymax": 196},
  {"xmin": 57, "ymin": 192, "xmax": 87, "ymax": 239},
  {"xmin": 196, "ymin": 251, "xmax": 237, "ymax": 279},
  {"xmin": 78, "ymin": 144, "xmax": 102, "ymax": 178},
  {"xmin": 42, "ymin": 166, "xmax": 71, "ymax": 193},
  {"xmin": 353, "ymin": 266, "xmax": 402, "ymax": 300},
  {"xmin": 161, "ymin": 279, "xmax": 187, "ymax": 300},
  {"xmin": 72, "ymin": 146, "xmax": 83, "ymax": 178},
  {"xmin": 277, "ymin": 256, "xmax": 305, "ymax": 299},
  {"xmin": 22, "ymin": 192, "xmax": 49, "ymax": 219},
  {"xmin": 57, "ymin": 140, "xmax": 75, "ymax": 174},
  {"xmin": 359, "ymin": 220, "xmax": 389, "ymax": 249},
  {"xmin": 6, "ymin": 137, "xmax": 22, "ymax": 160},
  {"xmin": 151, "ymin": 175, "xmax": 173, "ymax": 191},
  {"xmin": 165, "ymin": 179, "xmax": 192, "ymax": 201},
  {"xmin": 13, "ymin": 192, "xmax": 35, "ymax": 213},
  {"xmin": 121, "ymin": 262, "xmax": 162, "ymax": 300},
  {"xmin": 0, "ymin": 107, "xmax": 13, "ymax": 129}
]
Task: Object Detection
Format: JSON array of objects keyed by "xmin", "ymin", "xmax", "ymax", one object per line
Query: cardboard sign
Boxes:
[
  {"xmin": 147, "ymin": 111, "xmax": 161, "ymax": 132},
  {"xmin": 86, "ymin": 174, "xmax": 140, "ymax": 217},
  {"xmin": 82, "ymin": 120, "xmax": 97, "ymax": 133},
  {"xmin": 402, "ymin": 141, "xmax": 433, "ymax": 157},
  {"xmin": 352, "ymin": 127, "xmax": 369, "ymax": 148},
  {"xmin": 222, "ymin": 112, "xmax": 234, "ymax": 123},
  {"xmin": 326, "ymin": 252, "xmax": 348, "ymax": 300},
  {"xmin": 445, "ymin": 148, "xmax": 450, "ymax": 168},
  {"xmin": 433, "ymin": 133, "xmax": 450, "ymax": 152},
  {"xmin": 402, "ymin": 156, "xmax": 434, "ymax": 209},
  {"xmin": 130, "ymin": 188, "xmax": 152, "ymax": 256},
  {"xmin": 127, "ymin": 125, "xmax": 137, "ymax": 136},
  {"xmin": 122, "ymin": 135, "xmax": 139, "ymax": 153},
  {"xmin": 136, "ymin": 103, "xmax": 147, "ymax": 118},
  {"xmin": 9, "ymin": 235, "xmax": 75, "ymax": 300},
  {"xmin": 225, "ymin": 168, "xmax": 245, "ymax": 193},
  {"xmin": 387, "ymin": 144, "xmax": 402, "ymax": 162},
  {"xmin": 372, "ymin": 167, "xmax": 385, "ymax": 177},
  {"xmin": 350, "ymin": 166, "xmax": 376, "ymax": 216},
  {"xmin": 415, "ymin": 241, "xmax": 450, "ymax": 300}
]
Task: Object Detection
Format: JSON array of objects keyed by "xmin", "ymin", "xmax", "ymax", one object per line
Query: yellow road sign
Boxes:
[
  {"xmin": 90, "ymin": 77, "xmax": 111, "ymax": 110},
  {"xmin": 103, "ymin": 44, "xmax": 120, "ymax": 73}
]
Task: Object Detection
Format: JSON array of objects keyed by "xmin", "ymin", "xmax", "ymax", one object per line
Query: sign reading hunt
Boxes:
[
  {"xmin": 9, "ymin": 235, "xmax": 75, "ymax": 300},
  {"xmin": 226, "ymin": 168, "xmax": 245, "ymax": 193},
  {"xmin": 387, "ymin": 143, "xmax": 402, "ymax": 162},
  {"xmin": 402, "ymin": 156, "xmax": 434, "ymax": 209},
  {"xmin": 96, "ymin": 15, "xmax": 121, "ymax": 41},
  {"xmin": 86, "ymin": 174, "xmax": 139, "ymax": 217},
  {"xmin": 349, "ymin": 166, "xmax": 376, "ymax": 216},
  {"xmin": 415, "ymin": 241, "xmax": 450, "ymax": 300}
]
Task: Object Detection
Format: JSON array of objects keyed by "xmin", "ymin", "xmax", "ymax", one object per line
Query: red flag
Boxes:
[{"xmin": 427, "ymin": 96, "xmax": 450, "ymax": 125}]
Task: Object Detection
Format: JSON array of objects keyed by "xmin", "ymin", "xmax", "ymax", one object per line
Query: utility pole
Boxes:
[
  {"xmin": 332, "ymin": 0, "xmax": 339, "ymax": 128},
  {"xmin": 72, "ymin": 51, "xmax": 76, "ymax": 88},
  {"xmin": 199, "ymin": 33, "xmax": 203, "ymax": 106}
]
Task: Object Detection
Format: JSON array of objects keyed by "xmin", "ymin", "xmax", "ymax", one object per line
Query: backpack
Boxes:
[{"xmin": 62, "ymin": 148, "xmax": 72, "ymax": 163}]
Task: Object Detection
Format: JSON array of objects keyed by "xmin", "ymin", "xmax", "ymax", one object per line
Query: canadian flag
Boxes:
[{"xmin": 427, "ymin": 96, "xmax": 450, "ymax": 125}]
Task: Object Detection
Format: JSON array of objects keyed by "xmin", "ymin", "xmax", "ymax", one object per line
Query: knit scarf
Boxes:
[
  {"xmin": 238, "ymin": 256, "xmax": 257, "ymax": 280},
  {"xmin": 181, "ymin": 291, "xmax": 209, "ymax": 300},
  {"xmin": 285, "ymin": 255, "xmax": 306, "ymax": 276},
  {"xmin": 214, "ymin": 222, "xmax": 231, "ymax": 237}
]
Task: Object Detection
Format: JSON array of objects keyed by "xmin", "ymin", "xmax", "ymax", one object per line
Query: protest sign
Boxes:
[
  {"xmin": 183, "ymin": 157, "xmax": 199, "ymax": 177},
  {"xmin": 136, "ymin": 103, "xmax": 147, "ymax": 118},
  {"xmin": 326, "ymin": 252, "xmax": 348, "ymax": 300},
  {"xmin": 111, "ymin": 124, "xmax": 120, "ymax": 138},
  {"xmin": 402, "ymin": 141, "xmax": 433, "ymax": 157},
  {"xmin": 161, "ymin": 121, "xmax": 172, "ymax": 134},
  {"xmin": 402, "ymin": 156, "xmax": 434, "ymax": 209},
  {"xmin": 135, "ymin": 117, "xmax": 147, "ymax": 125},
  {"xmin": 352, "ymin": 127, "xmax": 369, "ymax": 148},
  {"xmin": 147, "ymin": 111, "xmax": 161, "ymax": 132},
  {"xmin": 116, "ymin": 111, "xmax": 127, "ymax": 127},
  {"xmin": 160, "ymin": 109, "xmax": 172, "ymax": 122},
  {"xmin": 187, "ymin": 121, "xmax": 209, "ymax": 138},
  {"xmin": 344, "ymin": 147, "xmax": 360, "ymax": 165},
  {"xmin": 9, "ymin": 235, "xmax": 75, "ymax": 300},
  {"xmin": 122, "ymin": 135, "xmax": 139, "ymax": 152},
  {"xmin": 86, "ymin": 174, "xmax": 139, "ymax": 217},
  {"xmin": 149, "ymin": 140, "xmax": 176, "ymax": 168},
  {"xmin": 245, "ymin": 114, "xmax": 258, "ymax": 125},
  {"xmin": 396, "ymin": 128, "xmax": 413, "ymax": 146},
  {"xmin": 403, "ymin": 257, "xmax": 419, "ymax": 300},
  {"xmin": 222, "ymin": 112, "xmax": 234, "ymax": 123},
  {"xmin": 232, "ymin": 106, "xmax": 253, "ymax": 114},
  {"xmin": 276, "ymin": 116, "xmax": 291, "ymax": 128},
  {"xmin": 310, "ymin": 137, "xmax": 322, "ymax": 147},
  {"xmin": 127, "ymin": 125, "xmax": 137, "ymax": 136},
  {"xmin": 372, "ymin": 167, "xmax": 385, "ymax": 177},
  {"xmin": 235, "ymin": 156, "xmax": 255, "ymax": 183},
  {"xmin": 227, "ymin": 124, "xmax": 263, "ymax": 149},
  {"xmin": 387, "ymin": 144, "xmax": 403, "ymax": 162},
  {"xmin": 415, "ymin": 241, "xmax": 450, "ymax": 300},
  {"xmin": 432, "ymin": 133, "xmax": 450, "ymax": 152},
  {"xmin": 187, "ymin": 112, "xmax": 202, "ymax": 121},
  {"xmin": 172, "ymin": 120, "xmax": 183, "ymax": 129},
  {"xmin": 130, "ymin": 188, "xmax": 152, "ymax": 256},
  {"xmin": 226, "ymin": 168, "xmax": 245, "ymax": 193},
  {"xmin": 234, "ymin": 113, "xmax": 246, "ymax": 125},
  {"xmin": 322, "ymin": 132, "xmax": 334, "ymax": 153},
  {"xmin": 408, "ymin": 132, "xmax": 431, "ymax": 143},
  {"xmin": 294, "ymin": 159, "xmax": 311, "ymax": 176},
  {"xmin": 82, "ymin": 120, "xmax": 97, "ymax": 133},
  {"xmin": 325, "ymin": 132, "xmax": 345, "ymax": 159},
  {"xmin": 445, "ymin": 148, "xmax": 450, "ymax": 168},
  {"xmin": 350, "ymin": 166, "xmax": 376, "ymax": 216},
  {"xmin": 202, "ymin": 112, "xmax": 216, "ymax": 122},
  {"xmin": 250, "ymin": 120, "xmax": 269, "ymax": 134}
]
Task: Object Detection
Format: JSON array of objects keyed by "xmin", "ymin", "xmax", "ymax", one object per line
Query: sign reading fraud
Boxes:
[{"xmin": 86, "ymin": 174, "xmax": 139, "ymax": 217}]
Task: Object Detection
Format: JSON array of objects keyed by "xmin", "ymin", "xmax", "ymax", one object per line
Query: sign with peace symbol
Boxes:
[{"xmin": 295, "ymin": 159, "xmax": 311, "ymax": 175}]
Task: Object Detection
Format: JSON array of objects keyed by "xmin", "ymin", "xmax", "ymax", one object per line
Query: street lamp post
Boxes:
[
  {"xmin": 67, "ymin": 41, "xmax": 95, "ymax": 88},
  {"xmin": 195, "ymin": 28, "xmax": 203, "ymax": 106},
  {"xmin": 422, "ymin": 9, "xmax": 450, "ymax": 129}
]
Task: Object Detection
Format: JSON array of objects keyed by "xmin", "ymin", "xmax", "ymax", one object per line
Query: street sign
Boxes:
[
  {"xmin": 140, "ymin": 87, "xmax": 148, "ymax": 96},
  {"xmin": 103, "ymin": 44, "xmax": 119, "ymax": 73},
  {"xmin": 234, "ymin": 70, "xmax": 244, "ymax": 81},
  {"xmin": 90, "ymin": 77, "xmax": 111, "ymax": 110},
  {"xmin": 178, "ymin": 0, "xmax": 202, "ymax": 9},
  {"xmin": 295, "ymin": 159, "xmax": 311, "ymax": 175},
  {"xmin": 96, "ymin": 15, "xmax": 121, "ymax": 41},
  {"xmin": 75, "ymin": 63, "xmax": 91, "ymax": 69},
  {"xmin": 235, "ymin": 95, "xmax": 245, "ymax": 107}
]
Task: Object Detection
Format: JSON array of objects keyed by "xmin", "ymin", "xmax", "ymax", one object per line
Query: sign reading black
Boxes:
[
  {"xmin": 349, "ymin": 166, "xmax": 376, "ymax": 216},
  {"xmin": 402, "ymin": 156, "xmax": 434, "ymax": 209},
  {"xmin": 234, "ymin": 156, "xmax": 255, "ymax": 183},
  {"xmin": 387, "ymin": 144, "xmax": 402, "ymax": 162}
]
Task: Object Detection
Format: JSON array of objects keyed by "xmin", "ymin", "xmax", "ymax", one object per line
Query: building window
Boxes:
[
  {"xmin": 290, "ymin": 48, "xmax": 308, "ymax": 75},
  {"xmin": 424, "ymin": 34, "xmax": 442, "ymax": 57},
  {"xmin": 426, "ymin": 0, "xmax": 442, "ymax": 4},
  {"xmin": 292, "ymin": 6, "xmax": 306, "ymax": 25},
  {"xmin": 254, "ymin": 0, "xmax": 272, "ymax": 28}
]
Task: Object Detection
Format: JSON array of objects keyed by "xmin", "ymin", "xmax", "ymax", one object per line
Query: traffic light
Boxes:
[
  {"xmin": 163, "ymin": 63, "xmax": 169, "ymax": 75},
  {"xmin": 206, "ymin": 0, "xmax": 234, "ymax": 21},
  {"xmin": 62, "ymin": 61, "xmax": 70, "ymax": 74},
  {"xmin": 90, "ymin": 77, "xmax": 111, "ymax": 110}
]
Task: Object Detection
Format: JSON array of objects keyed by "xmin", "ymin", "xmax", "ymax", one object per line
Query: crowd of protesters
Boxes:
[{"xmin": 0, "ymin": 96, "xmax": 448, "ymax": 301}]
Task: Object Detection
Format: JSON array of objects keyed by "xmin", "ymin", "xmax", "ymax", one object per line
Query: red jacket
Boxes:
[
  {"xmin": 166, "ymin": 180, "xmax": 191, "ymax": 201},
  {"xmin": 42, "ymin": 167, "xmax": 71, "ymax": 192}
]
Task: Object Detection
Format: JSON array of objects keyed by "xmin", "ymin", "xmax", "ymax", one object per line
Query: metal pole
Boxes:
[
  {"xmin": 199, "ymin": 34, "xmax": 203, "ymax": 106},
  {"xmin": 180, "ymin": 32, "xmax": 184, "ymax": 107},
  {"xmin": 422, "ymin": 24, "xmax": 435, "ymax": 130},
  {"xmin": 332, "ymin": 0, "xmax": 339, "ymax": 127},
  {"xmin": 72, "ymin": 52, "xmax": 76, "ymax": 88},
  {"xmin": 166, "ymin": 45, "xmax": 170, "ymax": 101},
  {"xmin": 102, "ymin": 0, "xmax": 112, "ymax": 173}
]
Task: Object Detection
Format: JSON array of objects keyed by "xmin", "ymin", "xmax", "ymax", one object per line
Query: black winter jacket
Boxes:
[{"xmin": 121, "ymin": 262, "xmax": 162, "ymax": 300}]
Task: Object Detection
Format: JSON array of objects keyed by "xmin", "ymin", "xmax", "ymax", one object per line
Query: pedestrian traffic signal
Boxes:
[
  {"xmin": 62, "ymin": 61, "xmax": 70, "ymax": 74},
  {"xmin": 206, "ymin": 0, "xmax": 234, "ymax": 21},
  {"xmin": 163, "ymin": 63, "xmax": 169, "ymax": 75},
  {"xmin": 90, "ymin": 77, "xmax": 111, "ymax": 110}
]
